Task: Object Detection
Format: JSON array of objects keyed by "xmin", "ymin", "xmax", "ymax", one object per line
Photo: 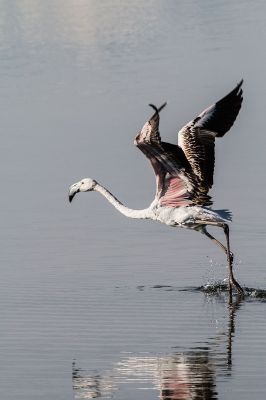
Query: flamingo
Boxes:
[{"xmin": 69, "ymin": 81, "xmax": 244, "ymax": 296}]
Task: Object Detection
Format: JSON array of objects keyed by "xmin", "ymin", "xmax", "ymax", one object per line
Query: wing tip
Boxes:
[{"xmin": 235, "ymin": 79, "xmax": 244, "ymax": 97}]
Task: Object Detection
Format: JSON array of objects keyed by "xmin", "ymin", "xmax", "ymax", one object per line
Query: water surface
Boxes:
[{"xmin": 0, "ymin": 1, "xmax": 265, "ymax": 399}]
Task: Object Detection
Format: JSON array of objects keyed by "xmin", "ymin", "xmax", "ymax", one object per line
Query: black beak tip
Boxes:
[{"xmin": 69, "ymin": 188, "xmax": 79, "ymax": 203}]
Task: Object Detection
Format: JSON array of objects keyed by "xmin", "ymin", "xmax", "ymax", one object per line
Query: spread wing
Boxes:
[
  {"xmin": 178, "ymin": 80, "xmax": 243, "ymax": 192},
  {"xmin": 134, "ymin": 103, "xmax": 209, "ymax": 207}
]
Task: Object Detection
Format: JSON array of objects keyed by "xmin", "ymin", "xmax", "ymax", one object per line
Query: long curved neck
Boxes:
[{"xmin": 94, "ymin": 183, "xmax": 153, "ymax": 219}]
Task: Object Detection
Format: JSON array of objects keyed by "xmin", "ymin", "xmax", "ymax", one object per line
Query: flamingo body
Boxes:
[{"xmin": 69, "ymin": 81, "xmax": 244, "ymax": 296}]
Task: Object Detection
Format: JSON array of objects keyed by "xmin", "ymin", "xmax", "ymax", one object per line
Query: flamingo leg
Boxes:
[
  {"xmin": 201, "ymin": 227, "xmax": 231, "ymax": 257},
  {"xmin": 197, "ymin": 222, "xmax": 244, "ymax": 296},
  {"xmin": 223, "ymin": 224, "xmax": 244, "ymax": 296}
]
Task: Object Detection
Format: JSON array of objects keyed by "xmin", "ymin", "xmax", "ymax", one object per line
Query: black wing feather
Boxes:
[{"xmin": 178, "ymin": 80, "xmax": 243, "ymax": 191}]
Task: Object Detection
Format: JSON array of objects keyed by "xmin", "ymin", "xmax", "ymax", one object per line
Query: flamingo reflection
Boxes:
[{"xmin": 73, "ymin": 297, "xmax": 242, "ymax": 400}]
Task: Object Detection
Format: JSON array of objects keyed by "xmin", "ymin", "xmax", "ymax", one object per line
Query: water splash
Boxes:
[
  {"xmin": 151, "ymin": 283, "xmax": 266, "ymax": 300},
  {"xmin": 195, "ymin": 284, "xmax": 266, "ymax": 300},
  {"xmin": 244, "ymin": 287, "xmax": 266, "ymax": 299}
]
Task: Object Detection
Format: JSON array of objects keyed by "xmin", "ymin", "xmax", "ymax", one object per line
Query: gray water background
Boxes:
[{"xmin": 0, "ymin": 1, "xmax": 266, "ymax": 399}]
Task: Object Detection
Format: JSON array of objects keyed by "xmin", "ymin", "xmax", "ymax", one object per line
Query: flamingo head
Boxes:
[{"xmin": 68, "ymin": 178, "xmax": 97, "ymax": 203}]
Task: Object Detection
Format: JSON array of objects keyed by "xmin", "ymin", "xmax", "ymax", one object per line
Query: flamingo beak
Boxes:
[{"xmin": 68, "ymin": 184, "xmax": 80, "ymax": 203}]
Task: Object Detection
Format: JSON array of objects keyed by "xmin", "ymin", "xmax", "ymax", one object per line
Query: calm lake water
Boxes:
[{"xmin": 0, "ymin": 1, "xmax": 266, "ymax": 399}]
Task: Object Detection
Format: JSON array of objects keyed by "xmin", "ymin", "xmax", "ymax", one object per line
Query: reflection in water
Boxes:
[
  {"xmin": 73, "ymin": 297, "xmax": 242, "ymax": 399},
  {"xmin": 72, "ymin": 364, "xmax": 115, "ymax": 399},
  {"xmin": 227, "ymin": 295, "xmax": 242, "ymax": 368}
]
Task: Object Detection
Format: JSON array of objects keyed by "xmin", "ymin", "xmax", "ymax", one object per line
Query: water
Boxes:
[{"xmin": 0, "ymin": 1, "xmax": 265, "ymax": 399}]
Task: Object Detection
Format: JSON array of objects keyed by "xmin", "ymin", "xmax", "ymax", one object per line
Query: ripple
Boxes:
[
  {"xmin": 244, "ymin": 287, "xmax": 266, "ymax": 299},
  {"xmin": 150, "ymin": 283, "xmax": 266, "ymax": 300}
]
